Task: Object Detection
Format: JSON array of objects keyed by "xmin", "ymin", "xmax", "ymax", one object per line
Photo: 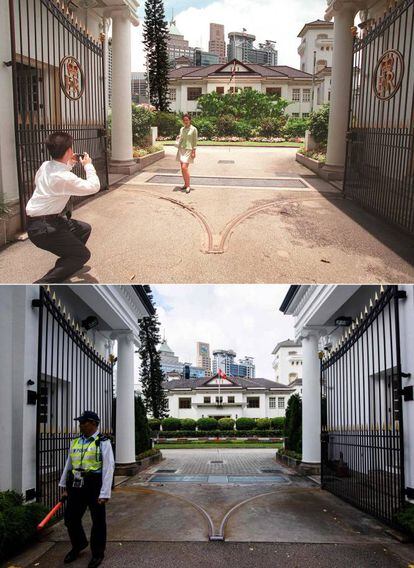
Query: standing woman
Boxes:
[{"xmin": 176, "ymin": 114, "xmax": 198, "ymax": 193}]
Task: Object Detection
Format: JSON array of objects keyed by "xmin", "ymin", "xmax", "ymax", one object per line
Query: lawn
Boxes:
[
  {"xmin": 160, "ymin": 140, "xmax": 301, "ymax": 148},
  {"xmin": 155, "ymin": 441, "xmax": 283, "ymax": 449}
]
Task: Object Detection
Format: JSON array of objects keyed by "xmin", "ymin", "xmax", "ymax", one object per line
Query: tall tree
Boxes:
[
  {"xmin": 134, "ymin": 392, "xmax": 152, "ymax": 455},
  {"xmin": 138, "ymin": 308, "xmax": 168, "ymax": 419},
  {"xmin": 143, "ymin": 0, "xmax": 170, "ymax": 111}
]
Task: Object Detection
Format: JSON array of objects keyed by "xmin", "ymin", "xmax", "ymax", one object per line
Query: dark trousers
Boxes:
[
  {"xmin": 64, "ymin": 477, "xmax": 106, "ymax": 558},
  {"xmin": 27, "ymin": 216, "xmax": 91, "ymax": 283}
]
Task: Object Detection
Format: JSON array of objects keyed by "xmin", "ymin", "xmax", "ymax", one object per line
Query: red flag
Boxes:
[{"xmin": 218, "ymin": 368, "xmax": 227, "ymax": 381}]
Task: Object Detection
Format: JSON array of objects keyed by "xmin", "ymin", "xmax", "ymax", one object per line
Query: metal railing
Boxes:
[
  {"xmin": 33, "ymin": 286, "xmax": 113, "ymax": 516},
  {"xmin": 343, "ymin": 0, "xmax": 414, "ymax": 233},
  {"xmin": 8, "ymin": 0, "xmax": 109, "ymax": 227},
  {"xmin": 320, "ymin": 285, "xmax": 406, "ymax": 527}
]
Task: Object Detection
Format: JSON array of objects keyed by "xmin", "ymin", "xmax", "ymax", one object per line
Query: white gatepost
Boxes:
[
  {"xmin": 106, "ymin": 7, "xmax": 140, "ymax": 175},
  {"xmin": 301, "ymin": 331, "xmax": 321, "ymax": 466},
  {"xmin": 114, "ymin": 332, "xmax": 137, "ymax": 475},
  {"xmin": 323, "ymin": 3, "xmax": 358, "ymax": 179}
]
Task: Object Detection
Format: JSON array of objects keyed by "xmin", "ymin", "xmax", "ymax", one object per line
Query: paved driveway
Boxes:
[
  {"xmin": 17, "ymin": 449, "xmax": 413, "ymax": 568},
  {"xmin": 1, "ymin": 146, "xmax": 413, "ymax": 283}
]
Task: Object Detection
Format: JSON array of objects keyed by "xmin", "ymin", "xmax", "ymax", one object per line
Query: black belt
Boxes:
[{"xmin": 27, "ymin": 213, "xmax": 64, "ymax": 221}]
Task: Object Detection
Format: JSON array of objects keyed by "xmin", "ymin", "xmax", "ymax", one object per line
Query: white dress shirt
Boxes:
[
  {"xmin": 59, "ymin": 430, "xmax": 115, "ymax": 499},
  {"xmin": 26, "ymin": 160, "xmax": 100, "ymax": 217}
]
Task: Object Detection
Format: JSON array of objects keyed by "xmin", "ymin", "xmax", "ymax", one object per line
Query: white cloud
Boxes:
[
  {"xmin": 151, "ymin": 284, "xmax": 295, "ymax": 379},
  {"xmin": 131, "ymin": 0, "xmax": 327, "ymax": 71}
]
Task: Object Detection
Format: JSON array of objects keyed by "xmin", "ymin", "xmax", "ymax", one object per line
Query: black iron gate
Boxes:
[
  {"xmin": 344, "ymin": 0, "xmax": 414, "ymax": 233},
  {"xmin": 8, "ymin": 0, "xmax": 109, "ymax": 227},
  {"xmin": 321, "ymin": 286, "xmax": 406, "ymax": 527},
  {"xmin": 33, "ymin": 286, "xmax": 114, "ymax": 517}
]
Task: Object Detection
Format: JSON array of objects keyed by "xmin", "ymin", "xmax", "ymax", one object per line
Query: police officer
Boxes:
[{"xmin": 59, "ymin": 411, "xmax": 115, "ymax": 568}]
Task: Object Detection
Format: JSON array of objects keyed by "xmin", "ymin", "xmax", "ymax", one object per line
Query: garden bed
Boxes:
[
  {"xmin": 276, "ymin": 450, "xmax": 321, "ymax": 475},
  {"xmin": 133, "ymin": 148, "xmax": 165, "ymax": 169},
  {"xmin": 160, "ymin": 139, "xmax": 301, "ymax": 148},
  {"xmin": 296, "ymin": 152, "xmax": 324, "ymax": 174},
  {"xmin": 135, "ymin": 449, "xmax": 163, "ymax": 472}
]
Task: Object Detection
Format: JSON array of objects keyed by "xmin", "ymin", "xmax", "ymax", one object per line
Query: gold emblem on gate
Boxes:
[
  {"xmin": 372, "ymin": 50, "xmax": 404, "ymax": 101},
  {"xmin": 59, "ymin": 56, "xmax": 85, "ymax": 100}
]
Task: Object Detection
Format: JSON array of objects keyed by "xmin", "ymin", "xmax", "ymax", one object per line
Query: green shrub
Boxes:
[
  {"xmin": 218, "ymin": 418, "xmax": 235, "ymax": 430},
  {"xmin": 216, "ymin": 114, "xmax": 236, "ymax": 135},
  {"xmin": 236, "ymin": 417, "xmax": 256, "ymax": 430},
  {"xmin": 131, "ymin": 103, "xmax": 153, "ymax": 146},
  {"xmin": 161, "ymin": 417, "xmax": 182, "ymax": 431},
  {"xmin": 284, "ymin": 393, "xmax": 302, "ymax": 454},
  {"xmin": 192, "ymin": 117, "xmax": 217, "ymax": 138},
  {"xmin": 135, "ymin": 394, "xmax": 152, "ymax": 456},
  {"xmin": 148, "ymin": 418, "xmax": 161, "ymax": 431},
  {"xmin": 180, "ymin": 418, "xmax": 197, "ymax": 431},
  {"xmin": 270, "ymin": 417, "xmax": 286, "ymax": 430},
  {"xmin": 233, "ymin": 120, "xmax": 253, "ymax": 138},
  {"xmin": 255, "ymin": 418, "xmax": 271, "ymax": 430},
  {"xmin": 283, "ymin": 117, "xmax": 309, "ymax": 138},
  {"xmin": 260, "ymin": 117, "xmax": 282, "ymax": 137},
  {"xmin": 394, "ymin": 503, "xmax": 414, "ymax": 536},
  {"xmin": 157, "ymin": 429, "xmax": 281, "ymax": 438},
  {"xmin": 309, "ymin": 104, "xmax": 330, "ymax": 144},
  {"xmin": 152, "ymin": 111, "xmax": 182, "ymax": 137},
  {"xmin": 197, "ymin": 417, "xmax": 218, "ymax": 431},
  {"xmin": 0, "ymin": 491, "xmax": 47, "ymax": 561},
  {"xmin": 137, "ymin": 448, "xmax": 161, "ymax": 460}
]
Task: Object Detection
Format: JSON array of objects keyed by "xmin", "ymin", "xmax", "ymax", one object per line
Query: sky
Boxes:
[
  {"xmin": 131, "ymin": 0, "xmax": 328, "ymax": 71},
  {"xmin": 151, "ymin": 285, "xmax": 295, "ymax": 380}
]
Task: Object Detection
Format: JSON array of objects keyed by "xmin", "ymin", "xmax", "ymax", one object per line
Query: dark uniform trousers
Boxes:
[
  {"xmin": 27, "ymin": 216, "xmax": 91, "ymax": 283},
  {"xmin": 64, "ymin": 474, "xmax": 106, "ymax": 558}
]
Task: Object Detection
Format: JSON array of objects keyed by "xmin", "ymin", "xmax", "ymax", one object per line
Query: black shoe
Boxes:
[
  {"xmin": 64, "ymin": 549, "xmax": 79, "ymax": 564},
  {"xmin": 64, "ymin": 543, "xmax": 88, "ymax": 563},
  {"xmin": 88, "ymin": 556, "xmax": 104, "ymax": 568}
]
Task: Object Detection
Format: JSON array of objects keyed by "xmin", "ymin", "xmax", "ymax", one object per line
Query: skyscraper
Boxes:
[
  {"xmin": 196, "ymin": 342, "xmax": 212, "ymax": 377},
  {"xmin": 227, "ymin": 31, "xmax": 278, "ymax": 66},
  {"xmin": 209, "ymin": 23, "xmax": 226, "ymax": 64},
  {"xmin": 212, "ymin": 349, "xmax": 255, "ymax": 378}
]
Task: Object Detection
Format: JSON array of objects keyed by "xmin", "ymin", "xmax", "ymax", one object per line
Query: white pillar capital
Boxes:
[{"xmin": 104, "ymin": 6, "xmax": 139, "ymax": 27}]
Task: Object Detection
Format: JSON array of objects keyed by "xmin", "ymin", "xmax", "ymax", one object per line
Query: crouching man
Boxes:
[
  {"xmin": 59, "ymin": 411, "xmax": 115, "ymax": 568},
  {"xmin": 26, "ymin": 131, "xmax": 100, "ymax": 283}
]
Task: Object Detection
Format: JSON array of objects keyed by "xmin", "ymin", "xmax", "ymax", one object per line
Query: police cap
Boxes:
[{"xmin": 74, "ymin": 410, "xmax": 100, "ymax": 424}]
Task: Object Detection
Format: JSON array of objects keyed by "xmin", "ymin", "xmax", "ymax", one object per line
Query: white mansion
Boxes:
[
  {"xmin": 168, "ymin": 59, "xmax": 319, "ymax": 118},
  {"xmin": 163, "ymin": 374, "xmax": 297, "ymax": 421}
]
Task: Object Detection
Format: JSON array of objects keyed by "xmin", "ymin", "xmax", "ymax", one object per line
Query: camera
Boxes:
[{"xmin": 73, "ymin": 152, "xmax": 86, "ymax": 162}]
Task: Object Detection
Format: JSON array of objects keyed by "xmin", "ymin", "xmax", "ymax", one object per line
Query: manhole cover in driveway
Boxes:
[
  {"xmin": 146, "ymin": 175, "xmax": 307, "ymax": 188},
  {"xmin": 218, "ymin": 160, "xmax": 235, "ymax": 164},
  {"xmin": 260, "ymin": 468, "xmax": 281, "ymax": 473},
  {"xmin": 210, "ymin": 460, "xmax": 224, "ymax": 464},
  {"xmin": 155, "ymin": 168, "xmax": 180, "ymax": 174},
  {"xmin": 155, "ymin": 469, "xmax": 177, "ymax": 473}
]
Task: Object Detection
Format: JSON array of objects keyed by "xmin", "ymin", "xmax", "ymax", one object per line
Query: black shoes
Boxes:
[
  {"xmin": 63, "ymin": 543, "xmax": 88, "ymax": 563},
  {"xmin": 88, "ymin": 556, "xmax": 104, "ymax": 568}
]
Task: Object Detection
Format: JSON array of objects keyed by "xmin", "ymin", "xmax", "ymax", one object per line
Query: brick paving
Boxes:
[{"xmin": 147, "ymin": 448, "xmax": 280, "ymax": 476}]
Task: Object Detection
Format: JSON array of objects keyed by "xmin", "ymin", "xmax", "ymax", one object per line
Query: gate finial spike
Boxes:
[
  {"xmin": 52, "ymin": 291, "xmax": 56, "ymax": 302},
  {"xmin": 380, "ymin": 284, "xmax": 385, "ymax": 294},
  {"xmin": 369, "ymin": 298, "xmax": 373, "ymax": 308},
  {"xmin": 364, "ymin": 305, "xmax": 368, "ymax": 315}
]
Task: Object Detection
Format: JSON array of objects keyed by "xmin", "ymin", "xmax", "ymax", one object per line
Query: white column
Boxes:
[
  {"xmin": 115, "ymin": 332, "xmax": 136, "ymax": 467},
  {"xmin": 301, "ymin": 331, "xmax": 321, "ymax": 464},
  {"xmin": 109, "ymin": 10, "xmax": 139, "ymax": 174},
  {"xmin": 325, "ymin": 7, "xmax": 356, "ymax": 173}
]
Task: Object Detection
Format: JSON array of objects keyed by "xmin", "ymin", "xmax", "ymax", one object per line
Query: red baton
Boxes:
[{"xmin": 37, "ymin": 497, "xmax": 66, "ymax": 530}]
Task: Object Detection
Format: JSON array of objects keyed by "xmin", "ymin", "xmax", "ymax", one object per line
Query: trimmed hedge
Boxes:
[
  {"xmin": 256, "ymin": 418, "xmax": 271, "ymax": 430},
  {"xmin": 0, "ymin": 491, "xmax": 48, "ymax": 561},
  {"xmin": 156, "ymin": 429, "xmax": 282, "ymax": 439},
  {"xmin": 236, "ymin": 417, "xmax": 256, "ymax": 430},
  {"xmin": 148, "ymin": 418, "xmax": 161, "ymax": 431},
  {"xmin": 180, "ymin": 418, "xmax": 197, "ymax": 431},
  {"xmin": 197, "ymin": 417, "xmax": 218, "ymax": 431},
  {"xmin": 271, "ymin": 417, "xmax": 286, "ymax": 430},
  {"xmin": 161, "ymin": 417, "xmax": 182, "ymax": 431},
  {"xmin": 136, "ymin": 448, "xmax": 161, "ymax": 460},
  {"xmin": 218, "ymin": 418, "xmax": 235, "ymax": 430}
]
